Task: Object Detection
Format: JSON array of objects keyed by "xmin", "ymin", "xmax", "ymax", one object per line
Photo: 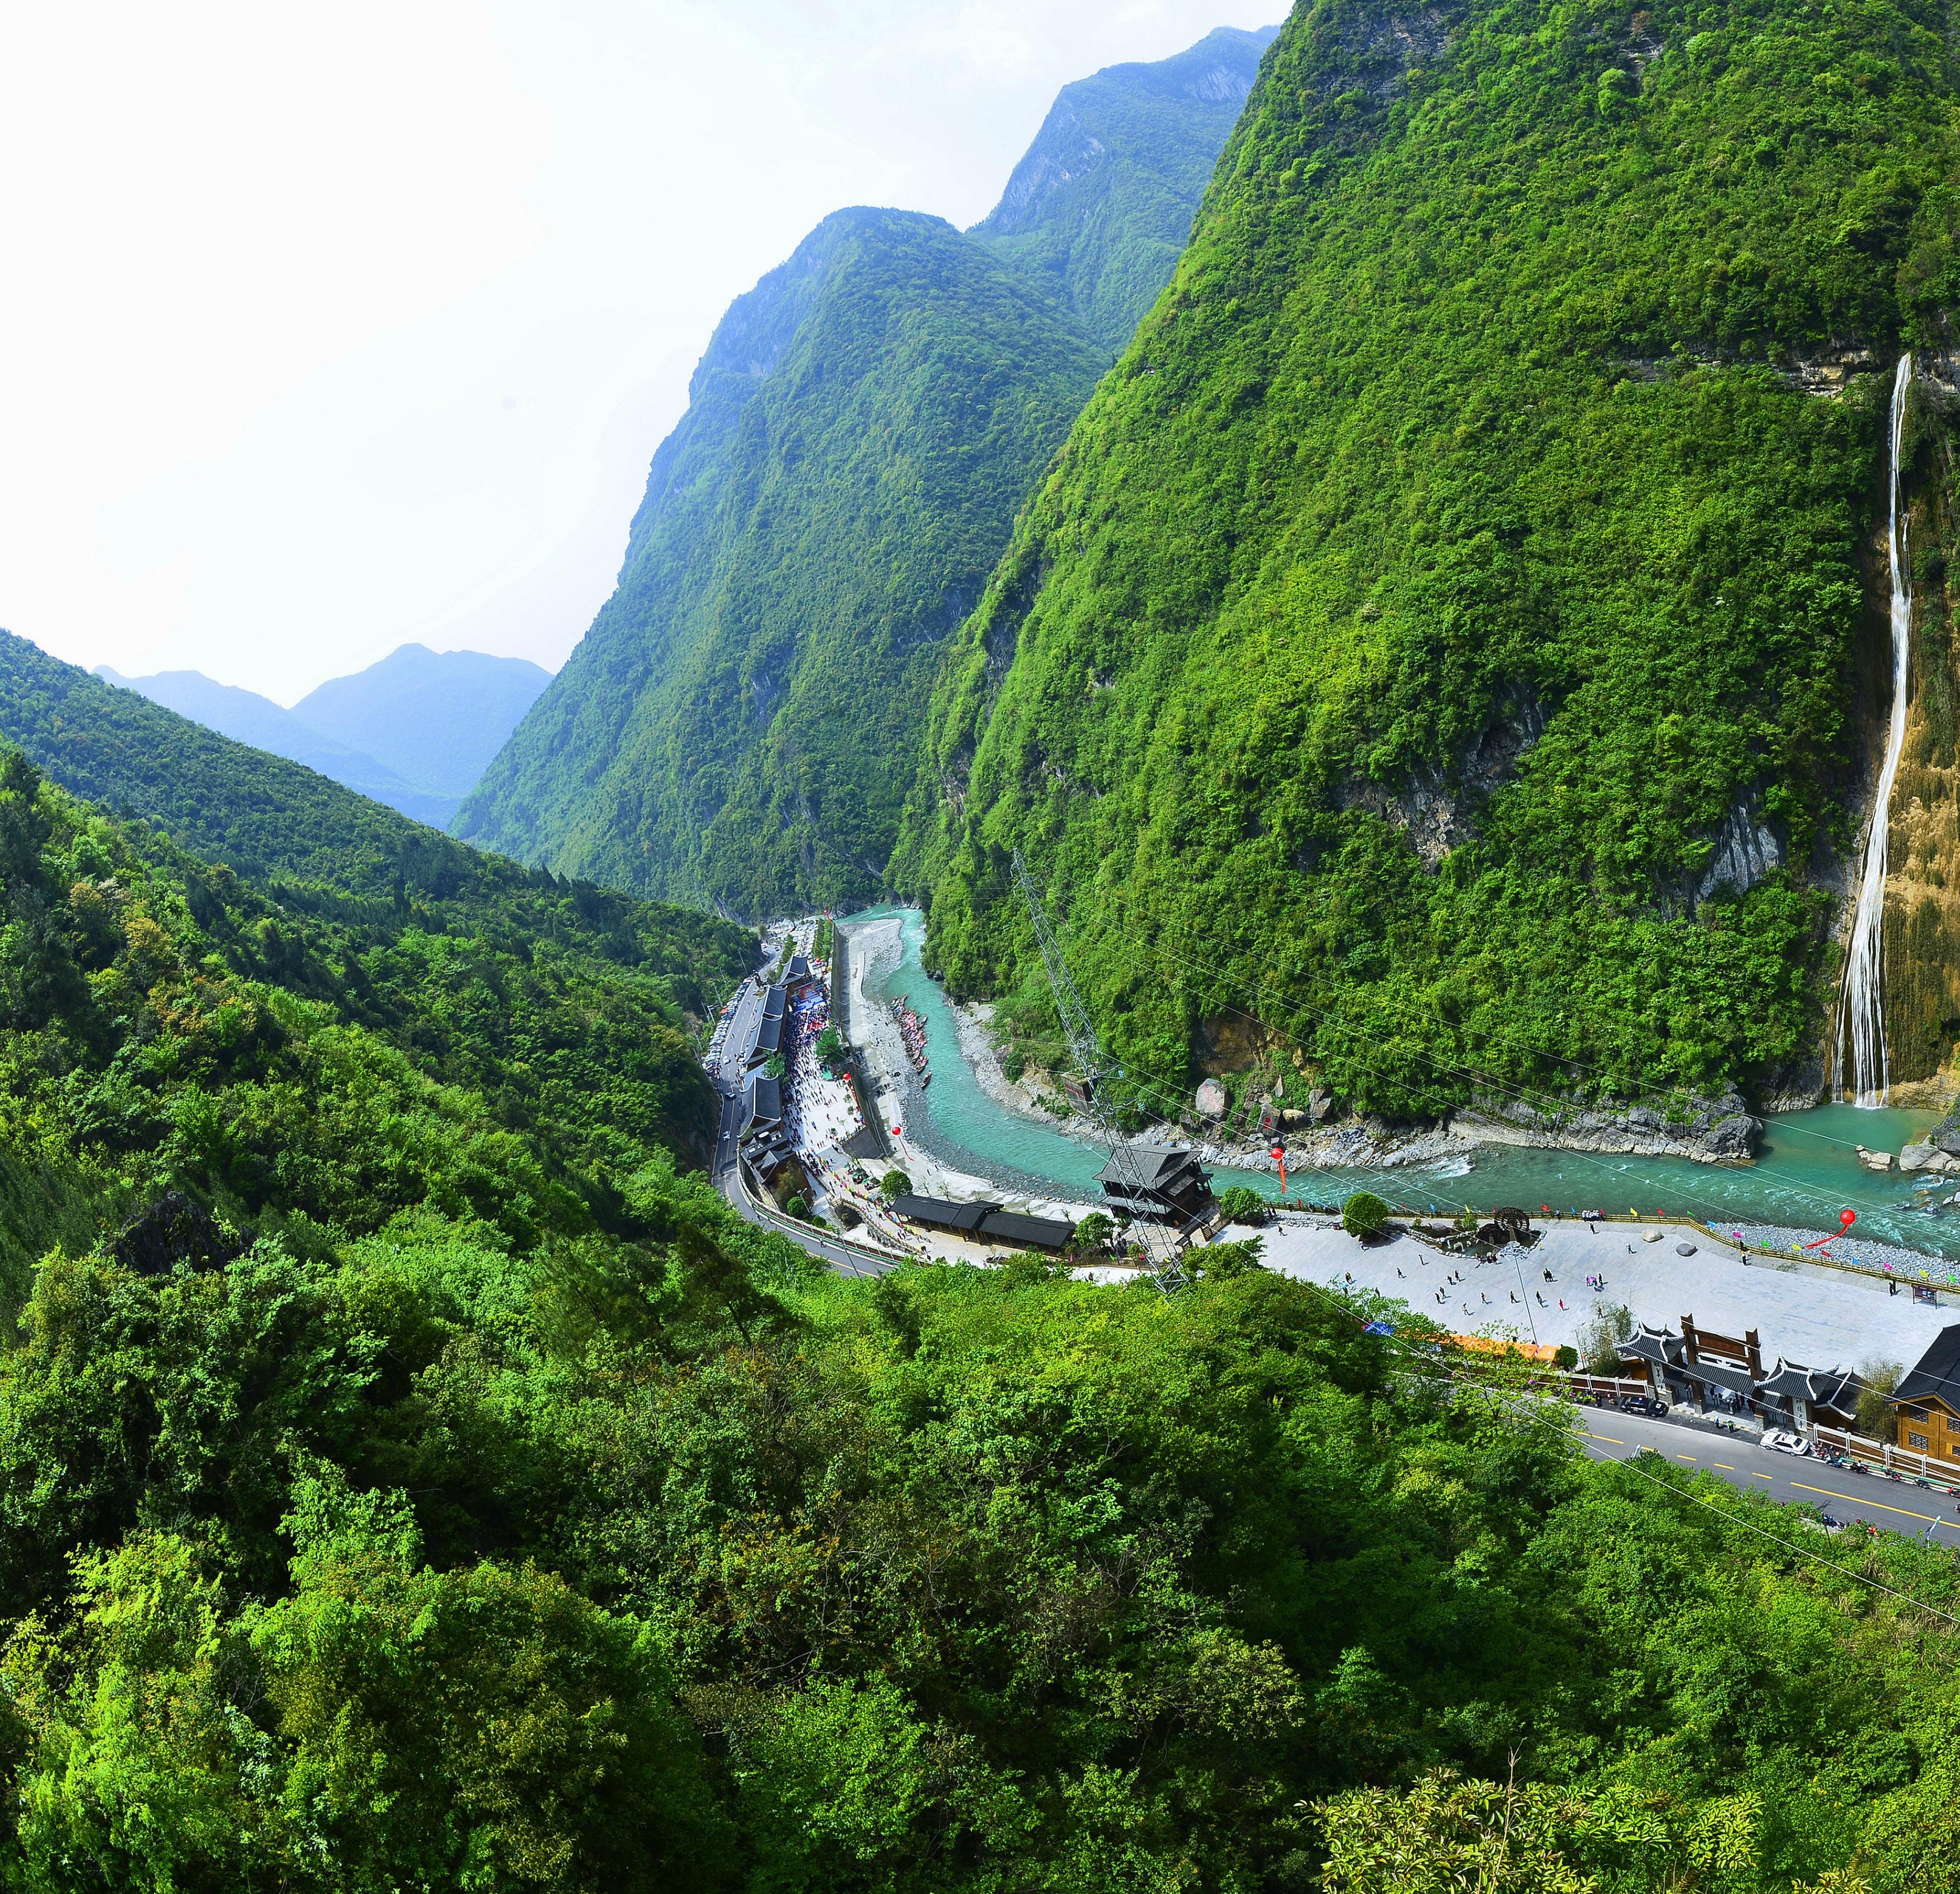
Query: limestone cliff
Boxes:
[{"xmin": 1857, "ymin": 368, "xmax": 1960, "ymax": 1102}]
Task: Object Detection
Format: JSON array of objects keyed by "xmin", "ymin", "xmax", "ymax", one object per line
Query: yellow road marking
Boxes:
[
  {"xmin": 1588, "ymin": 1435, "xmax": 1624, "ymax": 1445},
  {"xmin": 1675, "ymin": 1454, "xmax": 1696, "ymax": 1462},
  {"xmin": 1750, "ymin": 1471, "xmax": 1773, "ymax": 1479},
  {"xmin": 1791, "ymin": 1481, "xmax": 1938, "ymax": 1525},
  {"xmin": 1712, "ymin": 1462, "xmax": 1735, "ymax": 1470}
]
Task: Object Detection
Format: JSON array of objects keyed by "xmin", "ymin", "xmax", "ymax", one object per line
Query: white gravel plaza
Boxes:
[{"xmin": 1234, "ymin": 1214, "xmax": 1960, "ymax": 1371}]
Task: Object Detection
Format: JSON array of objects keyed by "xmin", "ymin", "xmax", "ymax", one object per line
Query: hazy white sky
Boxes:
[{"xmin": 0, "ymin": 1, "xmax": 1276, "ymax": 704}]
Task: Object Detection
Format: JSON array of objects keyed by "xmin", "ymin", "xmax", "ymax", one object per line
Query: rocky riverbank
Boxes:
[{"xmin": 948, "ymin": 998, "xmax": 1760, "ymax": 1169}]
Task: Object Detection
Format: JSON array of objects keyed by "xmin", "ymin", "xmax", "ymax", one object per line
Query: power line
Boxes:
[
  {"xmin": 1583, "ymin": 1438, "xmax": 1960, "ymax": 1629},
  {"xmin": 1060, "ymin": 888, "xmax": 1903, "ymax": 1161},
  {"xmin": 1295, "ymin": 1274, "xmax": 1960, "ymax": 1629},
  {"xmin": 1013, "ymin": 849, "xmax": 1183, "ymax": 1287},
  {"xmin": 1126, "ymin": 909, "xmax": 1960, "ymax": 1243}
]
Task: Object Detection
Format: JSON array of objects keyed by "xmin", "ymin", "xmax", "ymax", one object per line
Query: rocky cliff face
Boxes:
[
  {"xmin": 1864, "ymin": 370, "xmax": 1960, "ymax": 1101},
  {"xmin": 901, "ymin": 0, "xmax": 1960, "ymax": 1130}
]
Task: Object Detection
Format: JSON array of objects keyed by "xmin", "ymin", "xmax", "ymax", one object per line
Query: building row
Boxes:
[{"xmin": 1614, "ymin": 1313, "xmax": 1960, "ymax": 1462}]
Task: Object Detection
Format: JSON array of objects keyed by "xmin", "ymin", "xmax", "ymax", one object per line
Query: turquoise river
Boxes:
[{"xmin": 848, "ymin": 907, "xmax": 1960, "ymax": 1272}]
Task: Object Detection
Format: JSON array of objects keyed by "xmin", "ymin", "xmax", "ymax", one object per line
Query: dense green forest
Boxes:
[
  {"xmin": 0, "ymin": 642, "xmax": 1951, "ymax": 1885},
  {"xmin": 456, "ymin": 28, "xmax": 1276, "ymax": 920},
  {"xmin": 0, "ymin": 1163, "xmax": 1956, "ymax": 1888},
  {"xmin": 0, "ymin": 632, "xmax": 757, "ymax": 1292},
  {"xmin": 969, "ymin": 26, "xmax": 1283, "ymax": 355},
  {"xmin": 14, "ymin": 3, "xmax": 1960, "ymax": 1881},
  {"xmin": 898, "ymin": 0, "xmax": 1960, "ymax": 1121}
]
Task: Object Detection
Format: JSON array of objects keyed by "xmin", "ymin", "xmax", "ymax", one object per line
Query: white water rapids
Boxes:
[{"xmin": 1837, "ymin": 352, "xmax": 1915, "ymax": 1107}]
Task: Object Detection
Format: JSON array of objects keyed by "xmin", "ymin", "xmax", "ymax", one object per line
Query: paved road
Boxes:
[
  {"xmin": 1576, "ymin": 1405, "xmax": 1960, "ymax": 1539},
  {"xmin": 714, "ymin": 979, "xmax": 763, "ymax": 1092}
]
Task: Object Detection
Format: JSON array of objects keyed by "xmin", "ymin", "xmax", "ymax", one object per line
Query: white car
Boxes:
[{"xmin": 1760, "ymin": 1430, "xmax": 1815, "ymax": 1458}]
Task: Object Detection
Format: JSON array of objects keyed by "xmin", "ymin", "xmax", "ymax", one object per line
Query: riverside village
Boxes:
[{"xmin": 696, "ymin": 903, "xmax": 1960, "ymax": 1542}]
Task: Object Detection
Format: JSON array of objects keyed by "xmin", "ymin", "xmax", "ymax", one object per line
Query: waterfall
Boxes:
[{"xmin": 1837, "ymin": 352, "xmax": 1915, "ymax": 1107}]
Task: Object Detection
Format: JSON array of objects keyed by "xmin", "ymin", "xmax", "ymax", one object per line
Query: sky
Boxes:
[{"xmin": 0, "ymin": 1, "xmax": 1277, "ymax": 706}]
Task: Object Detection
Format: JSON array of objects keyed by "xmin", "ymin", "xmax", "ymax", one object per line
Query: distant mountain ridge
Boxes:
[
  {"xmin": 971, "ymin": 25, "xmax": 1280, "ymax": 354},
  {"xmin": 92, "ymin": 666, "xmax": 451, "ymax": 826},
  {"xmin": 293, "ymin": 644, "xmax": 551, "ymax": 801},
  {"xmin": 96, "ymin": 643, "xmax": 549, "ymax": 826},
  {"xmin": 457, "ymin": 23, "xmax": 1279, "ymax": 917}
]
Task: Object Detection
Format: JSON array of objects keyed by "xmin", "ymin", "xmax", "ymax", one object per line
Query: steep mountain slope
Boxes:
[
  {"xmin": 459, "ymin": 210, "xmax": 1102, "ymax": 913},
  {"xmin": 900, "ymin": 0, "xmax": 1960, "ymax": 1120},
  {"xmin": 457, "ymin": 27, "xmax": 1278, "ymax": 918},
  {"xmin": 293, "ymin": 642, "xmax": 551, "ymax": 801},
  {"xmin": 94, "ymin": 664, "xmax": 450, "ymax": 825},
  {"xmin": 969, "ymin": 25, "xmax": 1278, "ymax": 355},
  {"xmin": 0, "ymin": 629, "xmax": 751, "ymax": 1178}
]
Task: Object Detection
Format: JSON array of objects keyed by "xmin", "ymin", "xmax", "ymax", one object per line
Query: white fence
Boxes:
[{"xmin": 1816, "ymin": 1423, "xmax": 1960, "ymax": 1486}]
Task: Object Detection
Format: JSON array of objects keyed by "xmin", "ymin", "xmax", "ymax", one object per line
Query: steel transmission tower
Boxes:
[{"xmin": 1010, "ymin": 849, "xmax": 1183, "ymax": 1287}]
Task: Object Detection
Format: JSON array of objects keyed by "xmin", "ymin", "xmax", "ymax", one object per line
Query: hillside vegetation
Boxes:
[
  {"xmin": 456, "ymin": 28, "xmax": 1276, "ymax": 920},
  {"xmin": 0, "ymin": 632, "xmax": 754, "ymax": 1287},
  {"xmin": 0, "ymin": 1205, "xmax": 1956, "ymax": 1888},
  {"xmin": 899, "ymin": 0, "xmax": 1960, "ymax": 1121},
  {"xmin": 972, "ymin": 25, "xmax": 1284, "ymax": 353},
  {"xmin": 95, "ymin": 664, "xmax": 455, "ymax": 826},
  {"xmin": 0, "ymin": 564, "xmax": 1949, "ymax": 1888}
]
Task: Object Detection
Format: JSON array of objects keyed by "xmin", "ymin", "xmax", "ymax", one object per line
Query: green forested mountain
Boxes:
[
  {"xmin": 971, "ymin": 25, "xmax": 1281, "ymax": 353},
  {"xmin": 95, "ymin": 663, "xmax": 454, "ymax": 826},
  {"xmin": 0, "ymin": 628, "xmax": 754, "ymax": 1274},
  {"xmin": 455, "ymin": 27, "xmax": 1276, "ymax": 919},
  {"xmin": 901, "ymin": 0, "xmax": 1960, "ymax": 1118},
  {"xmin": 0, "ymin": 574, "xmax": 1952, "ymax": 1883},
  {"xmin": 18, "ymin": 9, "xmax": 1960, "ymax": 1882}
]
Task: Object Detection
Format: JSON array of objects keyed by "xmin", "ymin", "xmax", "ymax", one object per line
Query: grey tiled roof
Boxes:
[
  {"xmin": 1096, "ymin": 1145, "xmax": 1204, "ymax": 1191},
  {"xmin": 890, "ymin": 1194, "xmax": 999, "ymax": 1234},
  {"xmin": 1895, "ymin": 1325, "xmax": 1960, "ymax": 1412}
]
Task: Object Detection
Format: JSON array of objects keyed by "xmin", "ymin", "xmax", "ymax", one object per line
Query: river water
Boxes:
[{"xmin": 847, "ymin": 907, "xmax": 1960, "ymax": 1267}]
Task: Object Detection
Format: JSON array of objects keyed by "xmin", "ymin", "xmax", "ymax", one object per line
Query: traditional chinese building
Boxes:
[
  {"xmin": 1095, "ymin": 1144, "xmax": 1213, "ymax": 1226},
  {"xmin": 1890, "ymin": 1327, "xmax": 1960, "ymax": 1463}
]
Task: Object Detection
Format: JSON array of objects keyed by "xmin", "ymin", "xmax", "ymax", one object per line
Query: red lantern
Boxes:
[{"xmin": 1269, "ymin": 1144, "xmax": 1287, "ymax": 1195}]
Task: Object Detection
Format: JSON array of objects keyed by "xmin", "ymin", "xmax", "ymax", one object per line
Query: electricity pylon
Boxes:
[{"xmin": 1010, "ymin": 849, "xmax": 1183, "ymax": 1289}]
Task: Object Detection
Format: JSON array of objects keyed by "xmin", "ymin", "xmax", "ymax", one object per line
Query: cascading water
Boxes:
[{"xmin": 1837, "ymin": 352, "xmax": 1915, "ymax": 1107}]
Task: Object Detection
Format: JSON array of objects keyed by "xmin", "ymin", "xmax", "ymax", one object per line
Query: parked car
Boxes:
[{"xmin": 1760, "ymin": 1430, "xmax": 1815, "ymax": 1458}]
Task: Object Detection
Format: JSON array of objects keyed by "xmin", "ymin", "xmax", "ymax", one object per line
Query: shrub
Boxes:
[
  {"xmin": 1215, "ymin": 1184, "xmax": 1269, "ymax": 1226},
  {"xmin": 785, "ymin": 1195, "xmax": 810, "ymax": 1221},
  {"xmin": 1196, "ymin": 1239, "xmax": 1266, "ymax": 1281},
  {"xmin": 1554, "ymin": 1345, "xmax": 1579, "ymax": 1371},
  {"xmin": 879, "ymin": 1170, "xmax": 911, "ymax": 1203},
  {"xmin": 1856, "ymin": 1359, "xmax": 1903, "ymax": 1439},
  {"xmin": 1341, "ymin": 1192, "xmax": 1390, "ymax": 1241},
  {"xmin": 1576, "ymin": 1302, "xmax": 1634, "ymax": 1376},
  {"xmin": 1072, "ymin": 1211, "xmax": 1115, "ymax": 1252}
]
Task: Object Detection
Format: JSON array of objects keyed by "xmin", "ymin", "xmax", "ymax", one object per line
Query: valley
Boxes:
[{"xmin": 14, "ymin": 0, "xmax": 1960, "ymax": 1884}]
